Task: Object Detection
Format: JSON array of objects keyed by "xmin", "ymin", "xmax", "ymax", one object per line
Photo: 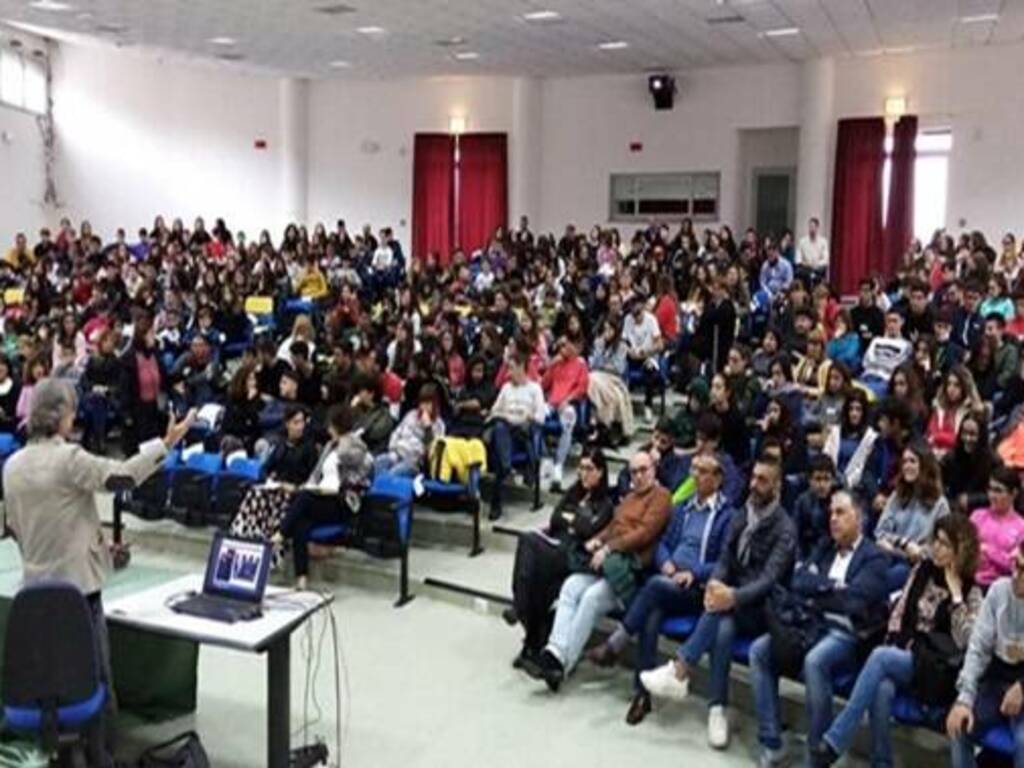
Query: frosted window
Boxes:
[
  {"xmin": 22, "ymin": 59, "xmax": 45, "ymax": 114},
  {"xmin": 0, "ymin": 50, "xmax": 24, "ymax": 109},
  {"xmin": 610, "ymin": 172, "xmax": 719, "ymax": 221}
]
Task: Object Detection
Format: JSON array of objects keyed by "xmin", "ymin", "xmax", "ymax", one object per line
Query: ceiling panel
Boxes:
[{"xmin": 0, "ymin": 0, "xmax": 1016, "ymax": 78}]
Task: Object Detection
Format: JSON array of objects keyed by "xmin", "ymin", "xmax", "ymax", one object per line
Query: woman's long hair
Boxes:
[{"xmin": 895, "ymin": 440, "xmax": 944, "ymax": 507}]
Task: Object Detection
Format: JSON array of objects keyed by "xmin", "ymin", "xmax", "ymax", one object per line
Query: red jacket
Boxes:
[
  {"xmin": 542, "ymin": 354, "xmax": 589, "ymax": 407},
  {"xmin": 654, "ymin": 295, "xmax": 679, "ymax": 342}
]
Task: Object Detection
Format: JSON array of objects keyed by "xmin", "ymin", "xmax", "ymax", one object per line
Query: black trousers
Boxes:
[
  {"xmin": 511, "ymin": 532, "xmax": 572, "ymax": 653},
  {"xmin": 280, "ymin": 491, "xmax": 351, "ymax": 578},
  {"xmin": 86, "ymin": 592, "xmax": 115, "ymax": 768}
]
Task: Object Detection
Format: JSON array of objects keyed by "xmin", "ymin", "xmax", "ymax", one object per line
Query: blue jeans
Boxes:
[
  {"xmin": 81, "ymin": 392, "xmax": 112, "ymax": 451},
  {"xmin": 823, "ymin": 645, "xmax": 913, "ymax": 767},
  {"xmin": 623, "ymin": 575, "xmax": 702, "ymax": 692},
  {"xmin": 550, "ymin": 403, "xmax": 576, "ymax": 470},
  {"xmin": 487, "ymin": 419, "xmax": 537, "ymax": 506},
  {"xmin": 678, "ymin": 607, "xmax": 762, "ymax": 708},
  {"xmin": 373, "ymin": 452, "xmax": 419, "ymax": 477},
  {"xmin": 750, "ymin": 628, "xmax": 859, "ymax": 752},
  {"xmin": 950, "ymin": 674, "xmax": 1024, "ymax": 768},
  {"xmin": 547, "ymin": 573, "xmax": 620, "ymax": 671}
]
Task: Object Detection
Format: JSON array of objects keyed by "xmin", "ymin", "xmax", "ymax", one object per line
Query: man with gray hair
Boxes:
[{"xmin": 3, "ymin": 378, "xmax": 193, "ymax": 766}]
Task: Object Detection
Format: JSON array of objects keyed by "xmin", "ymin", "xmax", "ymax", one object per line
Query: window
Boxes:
[
  {"xmin": 0, "ymin": 48, "xmax": 46, "ymax": 115},
  {"xmin": 882, "ymin": 129, "xmax": 952, "ymax": 241},
  {"xmin": 610, "ymin": 172, "xmax": 720, "ymax": 222}
]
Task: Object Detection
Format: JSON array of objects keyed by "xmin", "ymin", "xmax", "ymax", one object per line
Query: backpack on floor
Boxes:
[{"xmin": 137, "ymin": 731, "xmax": 210, "ymax": 768}]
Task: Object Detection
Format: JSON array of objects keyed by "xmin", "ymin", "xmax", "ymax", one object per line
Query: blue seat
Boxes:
[
  {"xmin": 2, "ymin": 580, "xmax": 107, "ymax": 763},
  {"xmin": 659, "ymin": 615, "xmax": 698, "ymax": 639},
  {"xmin": 169, "ymin": 451, "xmax": 222, "ymax": 526},
  {"xmin": 627, "ymin": 355, "xmax": 670, "ymax": 414},
  {"xmin": 979, "ymin": 722, "xmax": 1015, "ymax": 755},
  {"xmin": 308, "ymin": 472, "xmax": 416, "ymax": 606},
  {"xmin": 419, "ymin": 465, "xmax": 484, "ymax": 556},
  {"xmin": 211, "ymin": 457, "xmax": 267, "ymax": 530},
  {"xmin": 0, "ymin": 432, "xmax": 20, "ymax": 458},
  {"xmin": 508, "ymin": 425, "xmax": 543, "ymax": 511}
]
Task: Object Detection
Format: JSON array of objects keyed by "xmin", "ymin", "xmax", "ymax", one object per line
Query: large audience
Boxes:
[{"xmin": 4, "ymin": 213, "xmax": 1024, "ymax": 767}]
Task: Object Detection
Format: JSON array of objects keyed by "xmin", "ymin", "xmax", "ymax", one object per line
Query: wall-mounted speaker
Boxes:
[{"xmin": 648, "ymin": 74, "xmax": 676, "ymax": 111}]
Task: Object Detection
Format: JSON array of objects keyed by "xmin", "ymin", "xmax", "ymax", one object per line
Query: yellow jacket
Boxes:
[
  {"xmin": 428, "ymin": 436, "xmax": 487, "ymax": 484},
  {"xmin": 296, "ymin": 270, "xmax": 328, "ymax": 300}
]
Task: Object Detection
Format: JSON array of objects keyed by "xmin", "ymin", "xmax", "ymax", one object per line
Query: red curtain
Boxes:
[
  {"xmin": 884, "ymin": 115, "xmax": 918, "ymax": 276},
  {"xmin": 412, "ymin": 133, "xmax": 455, "ymax": 265},
  {"xmin": 831, "ymin": 118, "xmax": 886, "ymax": 295},
  {"xmin": 457, "ymin": 133, "xmax": 508, "ymax": 255}
]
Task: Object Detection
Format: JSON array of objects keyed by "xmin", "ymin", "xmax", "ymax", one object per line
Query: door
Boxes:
[{"xmin": 753, "ymin": 168, "xmax": 796, "ymax": 237}]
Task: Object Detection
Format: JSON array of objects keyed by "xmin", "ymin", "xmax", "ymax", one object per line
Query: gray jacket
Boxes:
[{"xmin": 4, "ymin": 436, "xmax": 167, "ymax": 595}]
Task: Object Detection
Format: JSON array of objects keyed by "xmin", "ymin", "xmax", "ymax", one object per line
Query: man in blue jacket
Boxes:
[
  {"xmin": 588, "ymin": 452, "xmax": 733, "ymax": 725},
  {"xmin": 749, "ymin": 490, "xmax": 890, "ymax": 767}
]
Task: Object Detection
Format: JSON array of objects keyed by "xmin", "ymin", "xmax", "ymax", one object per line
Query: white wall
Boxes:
[
  {"xmin": 306, "ymin": 76, "xmax": 520, "ymax": 249},
  {"xmin": 51, "ymin": 44, "xmax": 284, "ymax": 238},
  {"xmin": 829, "ymin": 42, "xmax": 1024, "ymax": 241},
  {"xmin": 0, "ymin": 104, "xmax": 47, "ymax": 244},
  {"xmin": 538, "ymin": 64, "xmax": 802, "ymax": 235}
]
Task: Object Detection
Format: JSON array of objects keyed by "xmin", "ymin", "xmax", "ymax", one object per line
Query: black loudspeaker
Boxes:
[{"xmin": 648, "ymin": 74, "xmax": 676, "ymax": 111}]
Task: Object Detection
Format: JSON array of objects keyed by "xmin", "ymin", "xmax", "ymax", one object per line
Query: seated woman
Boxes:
[
  {"xmin": 0, "ymin": 354, "xmax": 20, "ymax": 434},
  {"xmin": 505, "ymin": 447, "xmax": 614, "ymax": 669},
  {"xmin": 822, "ymin": 388, "xmax": 878, "ymax": 494},
  {"xmin": 825, "ymin": 309, "xmax": 860, "ymax": 372},
  {"xmin": 927, "ymin": 365, "xmax": 984, "ymax": 458},
  {"xmin": 806, "ymin": 361, "xmax": 849, "ymax": 441},
  {"xmin": 941, "ymin": 414, "xmax": 992, "ymax": 513},
  {"xmin": 586, "ymin": 452, "xmax": 733, "ymax": 725},
  {"xmin": 754, "ymin": 396, "xmax": 808, "ymax": 476},
  {"xmin": 350, "ymin": 372, "xmax": 395, "ymax": 456},
  {"xmin": 230, "ymin": 405, "xmax": 318, "ymax": 568},
  {"xmin": 276, "ymin": 404, "xmax": 373, "ymax": 590},
  {"xmin": 448, "ymin": 356, "xmax": 496, "ymax": 438},
  {"xmin": 970, "ymin": 465, "xmax": 1024, "ymax": 591},
  {"xmin": 587, "ymin": 319, "xmax": 634, "ymax": 447},
  {"xmin": 375, "ymin": 383, "xmax": 444, "ymax": 478},
  {"xmin": 222, "ymin": 362, "xmax": 263, "ymax": 451},
  {"xmin": 814, "ymin": 515, "xmax": 982, "ymax": 767},
  {"xmin": 793, "ymin": 329, "xmax": 831, "ymax": 401},
  {"xmin": 875, "ymin": 441, "xmax": 950, "ymax": 564},
  {"xmin": 523, "ymin": 451, "xmax": 671, "ymax": 691}
]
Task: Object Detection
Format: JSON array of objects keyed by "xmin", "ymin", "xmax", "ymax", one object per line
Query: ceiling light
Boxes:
[
  {"xmin": 454, "ymin": 51, "xmax": 479, "ymax": 60},
  {"xmin": 29, "ymin": 0, "xmax": 73, "ymax": 11},
  {"xmin": 356, "ymin": 25, "xmax": 386, "ymax": 34},
  {"xmin": 761, "ymin": 27, "xmax": 800, "ymax": 38},
  {"xmin": 329, "ymin": 59, "xmax": 351, "ymax": 68},
  {"xmin": 523, "ymin": 10, "xmax": 561, "ymax": 21},
  {"xmin": 208, "ymin": 36, "xmax": 236, "ymax": 45},
  {"xmin": 597, "ymin": 40, "xmax": 629, "ymax": 50},
  {"xmin": 960, "ymin": 13, "xmax": 999, "ymax": 23}
]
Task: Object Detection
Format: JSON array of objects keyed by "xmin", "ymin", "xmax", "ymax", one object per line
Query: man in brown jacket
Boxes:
[{"xmin": 525, "ymin": 450, "xmax": 671, "ymax": 690}]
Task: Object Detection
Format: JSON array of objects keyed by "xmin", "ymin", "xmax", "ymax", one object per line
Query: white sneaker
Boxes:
[
  {"xmin": 643, "ymin": 406, "xmax": 654, "ymax": 422},
  {"xmin": 550, "ymin": 464, "xmax": 563, "ymax": 490},
  {"xmin": 708, "ymin": 705, "xmax": 730, "ymax": 749},
  {"xmin": 639, "ymin": 662, "xmax": 689, "ymax": 701},
  {"xmin": 758, "ymin": 746, "xmax": 788, "ymax": 768},
  {"xmin": 539, "ymin": 457, "xmax": 553, "ymax": 481}
]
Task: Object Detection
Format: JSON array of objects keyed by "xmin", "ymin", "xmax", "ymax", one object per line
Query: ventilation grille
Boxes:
[{"xmin": 706, "ymin": 13, "xmax": 745, "ymax": 25}]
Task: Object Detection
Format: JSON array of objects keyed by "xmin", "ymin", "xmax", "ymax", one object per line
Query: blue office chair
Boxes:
[
  {"xmin": 2, "ymin": 581, "xmax": 107, "ymax": 768},
  {"xmin": 212, "ymin": 456, "xmax": 267, "ymax": 530}
]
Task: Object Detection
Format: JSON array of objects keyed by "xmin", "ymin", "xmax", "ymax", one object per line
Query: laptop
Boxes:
[{"xmin": 171, "ymin": 533, "xmax": 272, "ymax": 623}]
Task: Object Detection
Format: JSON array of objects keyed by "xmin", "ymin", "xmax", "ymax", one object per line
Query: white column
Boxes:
[
  {"xmin": 796, "ymin": 57, "xmax": 835, "ymax": 235},
  {"xmin": 510, "ymin": 77, "xmax": 543, "ymax": 228},
  {"xmin": 279, "ymin": 78, "xmax": 309, "ymax": 227}
]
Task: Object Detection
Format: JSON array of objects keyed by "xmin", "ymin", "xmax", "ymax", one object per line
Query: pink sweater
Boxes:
[{"xmin": 970, "ymin": 506, "xmax": 1024, "ymax": 587}]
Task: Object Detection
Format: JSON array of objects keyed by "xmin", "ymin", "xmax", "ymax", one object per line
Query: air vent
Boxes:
[
  {"xmin": 315, "ymin": 3, "xmax": 357, "ymax": 15},
  {"xmin": 216, "ymin": 52, "xmax": 245, "ymax": 61},
  {"xmin": 96, "ymin": 23, "xmax": 127, "ymax": 34},
  {"xmin": 706, "ymin": 13, "xmax": 745, "ymax": 25}
]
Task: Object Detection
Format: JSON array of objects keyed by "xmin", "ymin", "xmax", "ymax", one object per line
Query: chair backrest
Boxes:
[
  {"xmin": 368, "ymin": 472, "xmax": 414, "ymax": 505},
  {"xmin": 224, "ymin": 456, "xmax": 265, "ymax": 481},
  {"xmin": 0, "ymin": 432, "xmax": 20, "ymax": 458},
  {"xmin": 3, "ymin": 581, "xmax": 99, "ymax": 711},
  {"xmin": 244, "ymin": 295, "xmax": 274, "ymax": 316},
  {"xmin": 184, "ymin": 451, "xmax": 223, "ymax": 474}
]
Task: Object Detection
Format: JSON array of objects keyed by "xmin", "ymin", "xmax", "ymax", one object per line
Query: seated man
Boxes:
[
  {"xmin": 641, "ymin": 455, "xmax": 796, "ymax": 750},
  {"xmin": 622, "ymin": 297, "xmax": 663, "ymax": 421},
  {"xmin": 792, "ymin": 454, "xmax": 837, "ymax": 564},
  {"xmin": 947, "ymin": 542, "xmax": 1024, "ymax": 768},
  {"xmin": 486, "ymin": 353, "xmax": 547, "ymax": 520},
  {"xmin": 525, "ymin": 451, "xmax": 671, "ymax": 691},
  {"xmin": 587, "ymin": 452, "xmax": 734, "ymax": 725},
  {"xmin": 750, "ymin": 491, "xmax": 890, "ymax": 766},
  {"xmin": 859, "ymin": 310, "xmax": 912, "ymax": 397},
  {"xmin": 670, "ymin": 413, "xmax": 745, "ymax": 507},
  {"xmin": 616, "ymin": 417, "xmax": 687, "ymax": 502},
  {"xmin": 540, "ymin": 337, "xmax": 589, "ymax": 491}
]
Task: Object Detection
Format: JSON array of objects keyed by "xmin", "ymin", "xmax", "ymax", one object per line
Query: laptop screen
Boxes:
[{"xmin": 204, "ymin": 533, "xmax": 271, "ymax": 602}]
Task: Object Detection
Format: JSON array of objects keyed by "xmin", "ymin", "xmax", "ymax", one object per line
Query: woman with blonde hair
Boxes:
[{"xmin": 276, "ymin": 314, "xmax": 316, "ymax": 362}]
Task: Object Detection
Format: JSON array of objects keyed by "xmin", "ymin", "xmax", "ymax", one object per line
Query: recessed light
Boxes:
[
  {"xmin": 523, "ymin": 10, "xmax": 561, "ymax": 21},
  {"xmin": 329, "ymin": 59, "xmax": 351, "ymax": 68},
  {"xmin": 761, "ymin": 27, "xmax": 800, "ymax": 38},
  {"xmin": 208, "ymin": 36, "xmax": 237, "ymax": 46},
  {"xmin": 597, "ymin": 40, "xmax": 629, "ymax": 50},
  {"xmin": 960, "ymin": 13, "xmax": 999, "ymax": 23},
  {"xmin": 29, "ymin": 0, "xmax": 73, "ymax": 11},
  {"xmin": 454, "ymin": 51, "xmax": 480, "ymax": 60},
  {"xmin": 356, "ymin": 25, "xmax": 386, "ymax": 35}
]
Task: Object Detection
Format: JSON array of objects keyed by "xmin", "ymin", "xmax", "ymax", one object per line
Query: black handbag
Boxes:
[
  {"xmin": 137, "ymin": 731, "xmax": 210, "ymax": 768},
  {"xmin": 766, "ymin": 584, "xmax": 827, "ymax": 679},
  {"xmin": 910, "ymin": 631, "xmax": 963, "ymax": 708}
]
